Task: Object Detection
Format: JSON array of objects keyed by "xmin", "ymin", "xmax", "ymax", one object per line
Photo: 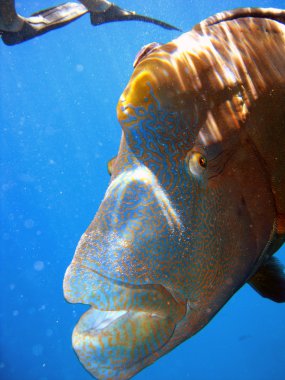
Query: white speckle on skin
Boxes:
[{"xmin": 162, "ymin": 69, "xmax": 169, "ymax": 77}]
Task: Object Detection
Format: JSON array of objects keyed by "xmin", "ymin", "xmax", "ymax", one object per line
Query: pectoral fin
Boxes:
[{"xmin": 248, "ymin": 257, "xmax": 285, "ymax": 303}]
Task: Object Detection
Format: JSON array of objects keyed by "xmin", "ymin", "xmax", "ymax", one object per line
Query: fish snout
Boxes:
[
  {"xmin": 103, "ymin": 165, "xmax": 184, "ymax": 238},
  {"xmin": 63, "ymin": 165, "xmax": 188, "ymax": 379},
  {"xmin": 61, "ymin": 166, "xmax": 186, "ymax": 380}
]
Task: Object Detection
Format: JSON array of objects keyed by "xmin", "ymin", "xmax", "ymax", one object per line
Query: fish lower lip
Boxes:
[
  {"xmin": 64, "ymin": 263, "xmax": 186, "ymax": 380},
  {"xmin": 72, "ymin": 306, "xmax": 179, "ymax": 380}
]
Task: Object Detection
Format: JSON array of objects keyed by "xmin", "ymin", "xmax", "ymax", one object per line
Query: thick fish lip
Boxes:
[
  {"xmin": 63, "ymin": 263, "xmax": 186, "ymax": 316},
  {"xmin": 63, "ymin": 263, "xmax": 186, "ymax": 379},
  {"xmin": 72, "ymin": 308, "xmax": 169, "ymax": 378}
]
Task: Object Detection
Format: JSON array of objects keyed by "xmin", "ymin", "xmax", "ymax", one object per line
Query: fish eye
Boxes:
[{"xmin": 187, "ymin": 151, "xmax": 208, "ymax": 176}]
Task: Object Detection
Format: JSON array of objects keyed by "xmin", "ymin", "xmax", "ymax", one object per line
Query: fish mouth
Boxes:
[{"xmin": 63, "ymin": 263, "xmax": 186, "ymax": 380}]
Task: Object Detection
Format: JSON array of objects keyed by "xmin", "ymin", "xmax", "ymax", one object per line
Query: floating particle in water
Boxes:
[
  {"xmin": 2, "ymin": 183, "xmax": 12, "ymax": 192},
  {"xmin": 34, "ymin": 261, "xmax": 44, "ymax": 271},
  {"xmin": 8, "ymin": 213, "xmax": 15, "ymax": 221},
  {"xmin": 2, "ymin": 232, "xmax": 9, "ymax": 240},
  {"xmin": 9, "ymin": 283, "xmax": 15, "ymax": 291},
  {"xmin": 19, "ymin": 116, "xmax": 25, "ymax": 126},
  {"xmin": 24, "ymin": 219, "xmax": 35, "ymax": 229},
  {"xmin": 46, "ymin": 329, "xmax": 53, "ymax": 337},
  {"xmin": 0, "ymin": 362, "xmax": 5, "ymax": 369},
  {"xmin": 12, "ymin": 310, "xmax": 19, "ymax": 317},
  {"xmin": 75, "ymin": 64, "xmax": 84, "ymax": 72},
  {"xmin": 28, "ymin": 307, "xmax": 36, "ymax": 315},
  {"xmin": 19, "ymin": 173, "xmax": 34, "ymax": 183},
  {"xmin": 32, "ymin": 344, "xmax": 44, "ymax": 357},
  {"xmin": 239, "ymin": 334, "xmax": 252, "ymax": 342}
]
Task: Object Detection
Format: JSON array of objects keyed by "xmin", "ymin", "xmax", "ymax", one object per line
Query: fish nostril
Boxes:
[{"xmin": 133, "ymin": 42, "xmax": 162, "ymax": 68}]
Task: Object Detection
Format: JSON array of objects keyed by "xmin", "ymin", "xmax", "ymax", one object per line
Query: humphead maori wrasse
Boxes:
[{"xmin": 63, "ymin": 8, "xmax": 285, "ymax": 380}]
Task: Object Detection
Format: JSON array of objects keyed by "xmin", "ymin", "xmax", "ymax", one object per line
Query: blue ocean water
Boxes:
[{"xmin": 1, "ymin": 1, "xmax": 284, "ymax": 379}]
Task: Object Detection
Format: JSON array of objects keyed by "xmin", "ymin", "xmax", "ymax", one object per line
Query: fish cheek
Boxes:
[
  {"xmin": 206, "ymin": 175, "xmax": 258, "ymax": 291},
  {"xmin": 205, "ymin": 144, "xmax": 276, "ymax": 291},
  {"xmin": 228, "ymin": 142, "xmax": 276, "ymax": 255}
]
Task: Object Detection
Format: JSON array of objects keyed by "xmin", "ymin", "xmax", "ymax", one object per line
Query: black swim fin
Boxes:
[
  {"xmin": 90, "ymin": 3, "xmax": 181, "ymax": 31},
  {"xmin": 1, "ymin": 1, "xmax": 180, "ymax": 46},
  {"xmin": 1, "ymin": 3, "xmax": 88, "ymax": 45}
]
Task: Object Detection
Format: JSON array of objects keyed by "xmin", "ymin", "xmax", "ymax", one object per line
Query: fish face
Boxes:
[
  {"xmin": 63, "ymin": 11, "xmax": 285, "ymax": 380},
  {"xmin": 63, "ymin": 54, "xmax": 274, "ymax": 379}
]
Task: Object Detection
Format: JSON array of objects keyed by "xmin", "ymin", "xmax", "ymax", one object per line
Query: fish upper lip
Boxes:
[{"xmin": 64, "ymin": 262, "xmax": 186, "ymax": 320}]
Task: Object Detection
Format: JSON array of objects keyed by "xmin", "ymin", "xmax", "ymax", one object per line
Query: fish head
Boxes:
[{"xmin": 63, "ymin": 14, "xmax": 285, "ymax": 380}]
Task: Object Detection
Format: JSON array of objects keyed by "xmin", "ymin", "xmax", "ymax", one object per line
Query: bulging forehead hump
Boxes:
[{"xmin": 119, "ymin": 10, "xmax": 285, "ymax": 148}]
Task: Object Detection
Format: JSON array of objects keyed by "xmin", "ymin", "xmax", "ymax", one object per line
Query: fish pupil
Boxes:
[{"xmin": 199, "ymin": 156, "xmax": 207, "ymax": 168}]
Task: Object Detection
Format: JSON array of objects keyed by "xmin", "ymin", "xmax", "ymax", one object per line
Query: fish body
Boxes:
[{"xmin": 63, "ymin": 8, "xmax": 285, "ymax": 380}]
